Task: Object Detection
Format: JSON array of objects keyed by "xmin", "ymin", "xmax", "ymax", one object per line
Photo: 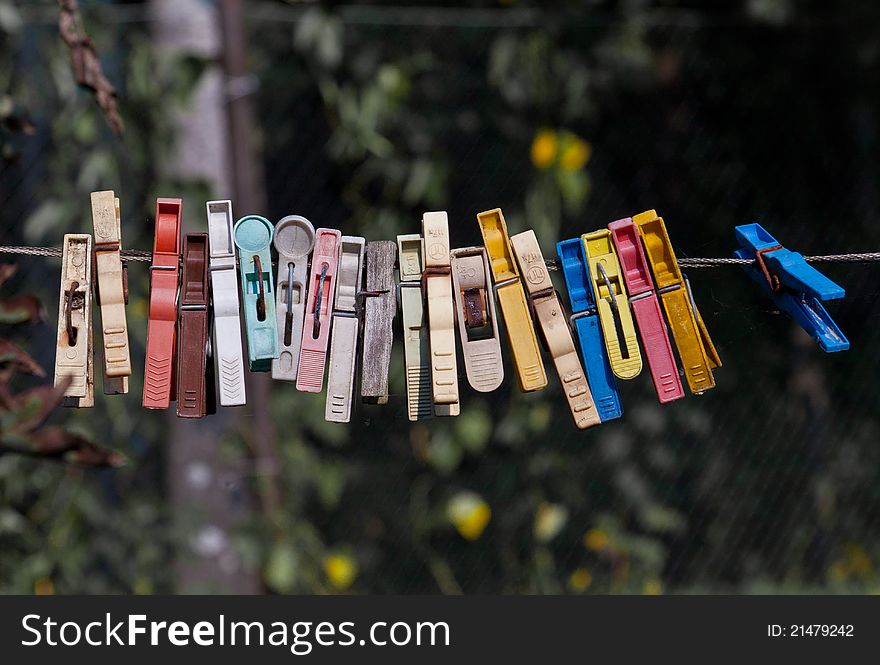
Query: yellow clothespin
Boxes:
[
  {"xmin": 54, "ymin": 234, "xmax": 94, "ymax": 407},
  {"xmin": 582, "ymin": 229, "xmax": 643, "ymax": 380},
  {"xmin": 90, "ymin": 190, "xmax": 131, "ymax": 395},
  {"xmin": 510, "ymin": 230, "xmax": 601, "ymax": 429},
  {"xmin": 476, "ymin": 208, "xmax": 547, "ymax": 392},
  {"xmin": 633, "ymin": 209, "xmax": 720, "ymax": 394},
  {"xmin": 422, "ymin": 211, "xmax": 460, "ymax": 416}
]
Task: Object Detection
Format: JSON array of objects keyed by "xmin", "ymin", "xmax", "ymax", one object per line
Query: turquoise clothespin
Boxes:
[{"xmin": 234, "ymin": 215, "xmax": 279, "ymax": 371}]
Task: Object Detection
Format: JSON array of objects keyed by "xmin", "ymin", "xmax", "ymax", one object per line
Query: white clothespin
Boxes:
[
  {"xmin": 450, "ymin": 246, "xmax": 504, "ymax": 392},
  {"xmin": 206, "ymin": 200, "xmax": 246, "ymax": 406},
  {"xmin": 54, "ymin": 234, "xmax": 94, "ymax": 408},
  {"xmin": 325, "ymin": 236, "xmax": 365, "ymax": 423}
]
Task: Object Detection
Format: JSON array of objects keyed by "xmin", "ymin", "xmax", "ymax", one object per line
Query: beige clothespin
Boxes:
[
  {"xmin": 422, "ymin": 211, "xmax": 460, "ymax": 416},
  {"xmin": 397, "ymin": 234, "xmax": 433, "ymax": 421},
  {"xmin": 450, "ymin": 247, "xmax": 503, "ymax": 392},
  {"xmin": 510, "ymin": 230, "xmax": 601, "ymax": 429},
  {"xmin": 90, "ymin": 190, "xmax": 131, "ymax": 394},
  {"xmin": 54, "ymin": 234, "xmax": 94, "ymax": 408},
  {"xmin": 325, "ymin": 236, "xmax": 365, "ymax": 423}
]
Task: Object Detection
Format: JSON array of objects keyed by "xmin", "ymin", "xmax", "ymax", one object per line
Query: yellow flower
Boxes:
[
  {"xmin": 643, "ymin": 578, "xmax": 663, "ymax": 595},
  {"xmin": 583, "ymin": 528, "xmax": 609, "ymax": 552},
  {"xmin": 569, "ymin": 568, "xmax": 593, "ymax": 592},
  {"xmin": 534, "ymin": 502, "xmax": 568, "ymax": 543},
  {"xmin": 447, "ymin": 492, "xmax": 491, "ymax": 541},
  {"xmin": 34, "ymin": 578, "xmax": 55, "ymax": 595},
  {"xmin": 323, "ymin": 554, "xmax": 358, "ymax": 591},
  {"xmin": 559, "ymin": 136, "xmax": 592, "ymax": 172},
  {"xmin": 530, "ymin": 129, "xmax": 558, "ymax": 169}
]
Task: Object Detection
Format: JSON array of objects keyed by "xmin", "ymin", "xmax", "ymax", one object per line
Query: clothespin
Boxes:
[
  {"xmin": 476, "ymin": 208, "xmax": 547, "ymax": 392},
  {"xmin": 144, "ymin": 198, "xmax": 182, "ymax": 409},
  {"xmin": 297, "ymin": 228, "xmax": 341, "ymax": 392},
  {"xmin": 90, "ymin": 190, "xmax": 130, "ymax": 395},
  {"xmin": 396, "ymin": 234, "xmax": 433, "ymax": 421},
  {"xmin": 582, "ymin": 229, "xmax": 643, "ymax": 380},
  {"xmin": 556, "ymin": 238, "xmax": 623, "ymax": 421},
  {"xmin": 609, "ymin": 218, "xmax": 684, "ymax": 403},
  {"xmin": 511, "ymin": 230, "xmax": 600, "ymax": 429},
  {"xmin": 233, "ymin": 215, "xmax": 278, "ymax": 373},
  {"xmin": 361, "ymin": 240, "xmax": 398, "ymax": 404},
  {"xmin": 177, "ymin": 233, "xmax": 212, "ymax": 418},
  {"xmin": 422, "ymin": 211, "xmax": 460, "ymax": 416},
  {"xmin": 272, "ymin": 215, "xmax": 315, "ymax": 381},
  {"xmin": 734, "ymin": 223, "xmax": 849, "ymax": 352},
  {"xmin": 206, "ymin": 200, "xmax": 246, "ymax": 406},
  {"xmin": 325, "ymin": 236, "xmax": 365, "ymax": 423},
  {"xmin": 634, "ymin": 209, "xmax": 720, "ymax": 393},
  {"xmin": 54, "ymin": 234, "xmax": 94, "ymax": 408},
  {"xmin": 450, "ymin": 246, "xmax": 504, "ymax": 392}
]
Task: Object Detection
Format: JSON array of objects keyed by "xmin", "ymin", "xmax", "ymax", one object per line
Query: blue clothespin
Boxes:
[
  {"xmin": 734, "ymin": 223, "xmax": 849, "ymax": 352},
  {"xmin": 556, "ymin": 238, "xmax": 623, "ymax": 421}
]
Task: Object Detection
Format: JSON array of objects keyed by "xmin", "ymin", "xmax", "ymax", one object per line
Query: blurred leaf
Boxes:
[{"xmin": 265, "ymin": 540, "xmax": 299, "ymax": 593}]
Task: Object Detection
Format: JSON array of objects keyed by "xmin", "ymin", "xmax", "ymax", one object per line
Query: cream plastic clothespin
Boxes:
[
  {"xmin": 510, "ymin": 230, "xmax": 601, "ymax": 429},
  {"xmin": 272, "ymin": 215, "xmax": 315, "ymax": 382},
  {"xmin": 396, "ymin": 234, "xmax": 433, "ymax": 421},
  {"xmin": 422, "ymin": 211, "xmax": 460, "ymax": 416},
  {"xmin": 54, "ymin": 234, "xmax": 94, "ymax": 408},
  {"xmin": 206, "ymin": 200, "xmax": 246, "ymax": 406},
  {"xmin": 90, "ymin": 190, "xmax": 130, "ymax": 395},
  {"xmin": 450, "ymin": 247, "xmax": 504, "ymax": 392},
  {"xmin": 325, "ymin": 236, "xmax": 365, "ymax": 423}
]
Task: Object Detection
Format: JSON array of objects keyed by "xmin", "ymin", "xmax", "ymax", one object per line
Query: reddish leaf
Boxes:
[
  {"xmin": 0, "ymin": 265, "xmax": 17, "ymax": 288},
  {"xmin": 0, "ymin": 338, "xmax": 47, "ymax": 380},
  {"xmin": 0, "ymin": 294, "xmax": 46, "ymax": 325},
  {"xmin": 4, "ymin": 382, "xmax": 68, "ymax": 435}
]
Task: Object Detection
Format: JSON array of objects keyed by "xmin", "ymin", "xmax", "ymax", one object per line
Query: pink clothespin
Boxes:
[
  {"xmin": 609, "ymin": 217, "xmax": 684, "ymax": 404},
  {"xmin": 296, "ymin": 228, "xmax": 341, "ymax": 392}
]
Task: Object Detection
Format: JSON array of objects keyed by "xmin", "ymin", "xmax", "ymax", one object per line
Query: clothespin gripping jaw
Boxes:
[
  {"xmin": 361, "ymin": 240, "xmax": 398, "ymax": 405},
  {"xmin": 297, "ymin": 228, "xmax": 342, "ymax": 392},
  {"xmin": 234, "ymin": 215, "xmax": 279, "ymax": 373},
  {"xmin": 54, "ymin": 234, "xmax": 94, "ymax": 408},
  {"xmin": 734, "ymin": 222, "xmax": 849, "ymax": 353},
  {"xmin": 634, "ymin": 209, "xmax": 719, "ymax": 393},
  {"xmin": 609, "ymin": 217, "xmax": 684, "ymax": 404},
  {"xmin": 90, "ymin": 190, "xmax": 130, "ymax": 395},
  {"xmin": 397, "ymin": 234, "xmax": 433, "ymax": 421},
  {"xmin": 206, "ymin": 200, "xmax": 246, "ymax": 406},
  {"xmin": 582, "ymin": 229, "xmax": 643, "ymax": 380},
  {"xmin": 177, "ymin": 233, "xmax": 212, "ymax": 418},
  {"xmin": 272, "ymin": 215, "xmax": 316, "ymax": 381},
  {"xmin": 325, "ymin": 236, "xmax": 365, "ymax": 422},
  {"xmin": 511, "ymin": 230, "xmax": 600, "ymax": 429},
  {"xmin": 450, "ymin": 246, "xmax": 504, "ymax": 393},
  {"xmin": 556, "ymin": 238, "xmax": 623, "ymax": 422},
  {"xmin": 476, "ymin": 208, "xmax": 547, "ymax": 392},
  {"xmin": 422, "ymin": 211, "xmax": 460, "ymax": 413},
  {"xmin": 143, "ymin": 198, "xmax": 182, "ymax": 409}
]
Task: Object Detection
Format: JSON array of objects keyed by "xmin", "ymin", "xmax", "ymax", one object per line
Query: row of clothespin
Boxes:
[{"xmin": 53, "ymin": 192, "xmax": 849, "ymax": 427}]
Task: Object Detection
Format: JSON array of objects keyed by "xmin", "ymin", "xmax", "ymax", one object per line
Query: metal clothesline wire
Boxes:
[{"xmin": 2, "ymin": 245, "xmax": 880, "ymax": 269}]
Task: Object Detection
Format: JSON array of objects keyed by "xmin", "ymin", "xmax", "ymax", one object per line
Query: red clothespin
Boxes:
[
  {"xmin": 296, "ymin": 228, "xmax": 341, "ymax": 392},
  {"xmin": 608, "ymin": 217, "xmax": 684, "ymax": 403},
  {"xmin": 143, "ymin": 198, "xmax": 182, "ymax": 409}
]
